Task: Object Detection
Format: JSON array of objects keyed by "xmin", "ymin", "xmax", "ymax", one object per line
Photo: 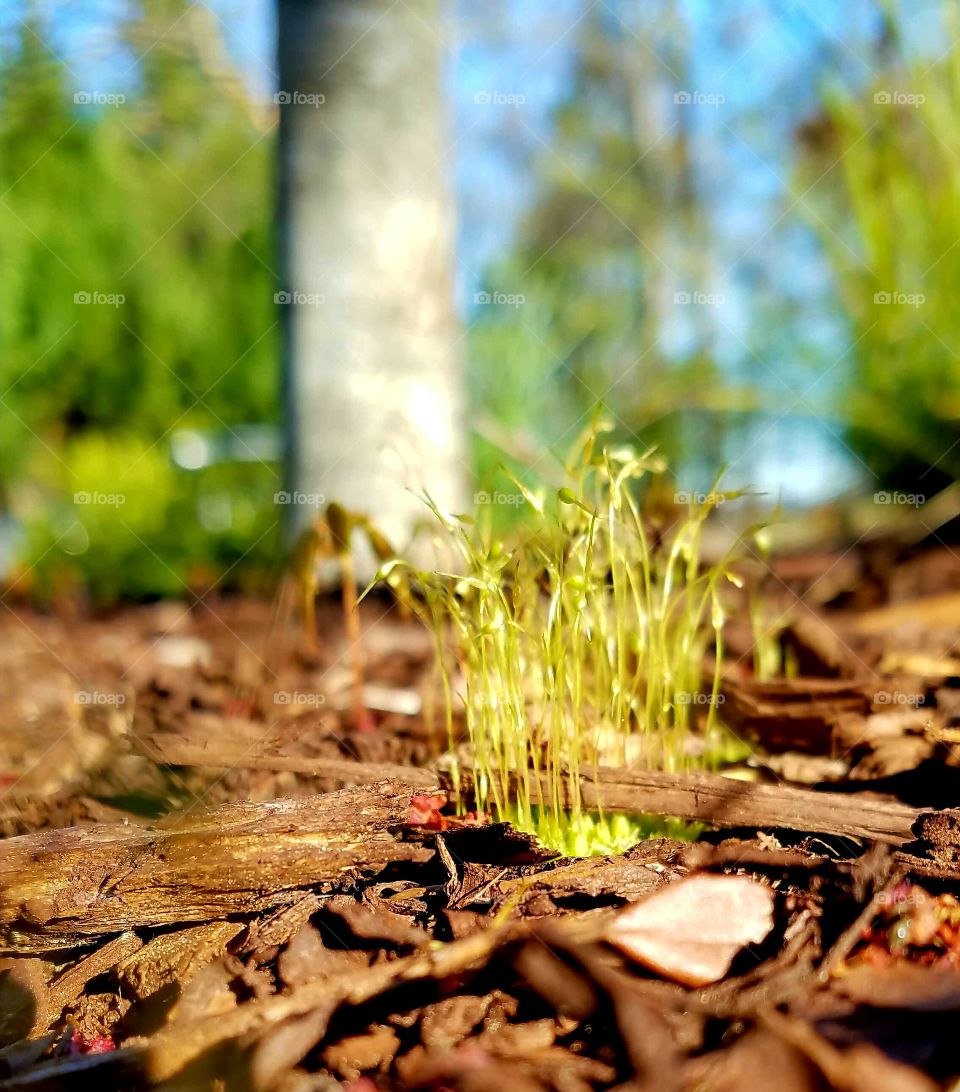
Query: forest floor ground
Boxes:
[{"xmin": 3, "ymin": 541, "xmax": 960, "ymax": 1089}]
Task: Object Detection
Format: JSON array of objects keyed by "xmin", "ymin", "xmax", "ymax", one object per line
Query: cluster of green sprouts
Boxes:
[{"xmin": 378, "ymin": 424, "xmax": 749, "ymax": 855}]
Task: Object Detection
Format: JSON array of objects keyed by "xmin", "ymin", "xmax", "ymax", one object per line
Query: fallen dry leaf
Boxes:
[{"xmin": 606, "ymin": 873, "xmax": 775, "ymax": 987}]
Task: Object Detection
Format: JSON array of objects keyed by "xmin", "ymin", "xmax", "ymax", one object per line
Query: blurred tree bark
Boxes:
[{"xmin": 277, "ymin": 0, "xmax": 467, "ymax": 567}]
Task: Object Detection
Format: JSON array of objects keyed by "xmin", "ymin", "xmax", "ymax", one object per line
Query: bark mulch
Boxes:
[{"xmin": 4, "ymin": 541, "xmax": 960, "ymax": 1088}]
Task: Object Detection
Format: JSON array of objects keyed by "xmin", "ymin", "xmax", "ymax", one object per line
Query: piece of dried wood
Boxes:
[
  {"xmin": 760, "ymin": 1009, "xmax": 939, "ymax": 1092},
  {"xmin": 1, "ymin": 920, "xmax": 524, "ymax": 1087},
  {"xmin": 117, "ymin": 921, "xmax": 243, "ymax": 1000},
  {"xmin": 450, "ymin": 763, "xmax": 958, "ymax": 861},
  {"xmin": 721, "ymin": 676, "xmax": 876, "ymax": 754},
  {"xmin": 4, "ymin": 765, "xmax": 957, "ymax": 955},
  {"xmin": 849, "ymin": 592, "xmax": 960, "ymax": 637},
  {"xmin": 141, "ymin": 732, "xmax": 439, "ymax": 787},
  {"xmin": 33, "ymin": 931, "xmax": 143, "ymax": 1035},
  {"xmin": 783, "ymin": 612, "xmax": 873, "ymax": 678},
  {"xmin": 0, "ymin": 780, "xmax": 434, "ymax": 952},
  {"xmin": 526, "ymin": 766, "xmax": 930, "ymax": 848}
]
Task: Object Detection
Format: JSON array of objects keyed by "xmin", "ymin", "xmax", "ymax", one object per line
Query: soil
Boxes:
[{"xmin": 4, "ymin": 540, "xmax": 960, "ymax": 1088}]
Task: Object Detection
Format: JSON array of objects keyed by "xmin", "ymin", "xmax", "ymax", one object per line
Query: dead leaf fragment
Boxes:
[{"xmin": 606, "ymin": 873, "xmax": 775, "ymax": 987}]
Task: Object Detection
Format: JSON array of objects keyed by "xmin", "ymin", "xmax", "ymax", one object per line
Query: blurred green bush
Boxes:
[
  {"xmin": 800, "ymin": 8, "xmax": 960, "ymax": 490},
  {"xmin": 7, "ymin": 0, "xmax": 958, "ymax": 605},
  {"xmin": 0, "ymin": 1, "xmax": 281, "ymax": 601},
  {"xmin": 20, "ymin": 433, "xmax": 278, "ymax": 604}
]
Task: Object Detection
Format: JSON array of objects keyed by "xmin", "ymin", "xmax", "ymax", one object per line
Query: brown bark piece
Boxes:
[
  {"xmin": 323, "ymin": 896, "xmax": 431, "ymax": 950},
  {"xmin": 38, "ymin": 931, "xmax": 143, "ymax": 1033},
  {"xmin": 510, "ymin": 839, "xmax": 681, "ymax": 910},
  {"xmin": 572, "ymin": 767, "xmax": 928, "ymax": 847},
  {"xmin": 321, "ymin": 1023, "xmax": 399, "ymax": 1079},
  {"xmin": 142, "ymin": 730, "xmax": 440, "ymax": 788},
  {"xmin": 0, "ymin": 780, "xmax": 432, "ymax": 951},
  {"xmin": 831, "ymin": 963, "xmax": 960, "ymax": 1011},
  {"xmin": 850, "ymin": 592, "xmax": 960, "ymax": 637},
  {"xmin": 762, "ymin": 1011, "xmax": 939, "ymax": 1092},
  {"xmin": 420, "ymin": 994, "xmax": 494, "ymax": 1051},
  {"xmin": 684, "ymin": 1028, "xmax": 822, "ymax": 1092},
  {"xmin": 117, "ymin": 921, "xmax": 242, "ymax": 1001},
  {"xmin": 721, "ymin": 676, "xmax": 875, "ymax": 753},
  {"xmin": 783, "ymin": 611, "xmax": 871, "ymax": 678},
  {"xmin": 0, "ymin": 959, "xmax": 52, "ymax": 1046}
]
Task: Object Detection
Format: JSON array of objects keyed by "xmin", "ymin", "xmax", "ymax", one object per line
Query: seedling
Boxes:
[
  {"xmin": 290, "ymin": 502, "xmax": 412, "ymax": 731},
  {"xmin": 376, "ymin": 422, "xmax": 752, "ymax": 854},
  {"xmin": 748, "ymin": 527, "xmax": 788, "ymax": 681}
]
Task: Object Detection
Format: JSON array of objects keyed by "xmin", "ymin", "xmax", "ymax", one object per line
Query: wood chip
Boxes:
[{"xmin": 0, "ymin": 780, "xmax": 433, "ymax": 951}]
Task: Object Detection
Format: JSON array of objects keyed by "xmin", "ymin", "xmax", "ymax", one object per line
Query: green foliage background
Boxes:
[
  {"xmin": 3, "ymin": 1, "xmax": 959, "ymax": 603},
  {"xmin": 468, "ymin": 12, "xmax": 755, "ymax": 495},
  {"xmin": 0, "ymin": 2, "xmax": 281, "ymax": 602},
  {"xmin": 799, "ymin": 6, "xmax": 960, "ymax": 492}
]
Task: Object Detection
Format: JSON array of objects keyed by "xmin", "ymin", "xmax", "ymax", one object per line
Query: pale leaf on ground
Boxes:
[{"xmin": 606, "ymin": 873, "xmax": 775, "ymax": 987}]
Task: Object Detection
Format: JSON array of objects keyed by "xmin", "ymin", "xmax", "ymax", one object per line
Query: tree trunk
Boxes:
[{"xmin": 277, "ymin": 0, "xmax": 467, "ymax": 568}]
